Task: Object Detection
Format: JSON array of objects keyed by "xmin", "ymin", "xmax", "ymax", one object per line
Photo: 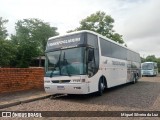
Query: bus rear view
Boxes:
[{"xmin": 141, "ymin": 62, "xmax": 158, "ymax": 76}]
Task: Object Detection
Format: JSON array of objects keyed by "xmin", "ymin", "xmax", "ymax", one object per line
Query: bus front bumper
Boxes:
[
  {"xmin": 141, "ymin": 70, "xmax": 154, "ymax": 76},
  {"xmin": 44, "ymin": 83, "xmax": 89, "ymax": 94}
]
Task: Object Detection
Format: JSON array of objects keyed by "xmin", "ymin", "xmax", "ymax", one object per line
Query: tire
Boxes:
[
  {"xmin": 97, "ymin": 79, "xmax": 105, "ymax": 96},
  {"xmin": 132, "ymin": 75, "xmax": 136, "ymax": 84},
  {"xmin": 136, "ymin": 74, "xmax": 139, "ymax": 80}
]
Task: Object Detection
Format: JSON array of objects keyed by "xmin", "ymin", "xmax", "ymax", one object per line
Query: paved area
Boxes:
[
  {"xmin": 0, "ymin": 89, "xmax": 51, "ymax": 109},
  {"xmin": 0, "ymin": 76, "xmax": 160, "ymax": 119}
]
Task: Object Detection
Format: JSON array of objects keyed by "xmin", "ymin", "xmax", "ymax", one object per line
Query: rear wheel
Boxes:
[
  {"xmin": 133, "ymin": 76, "xmax": 136, "ymax": 84},
  {"xmin": 132, "ymin": 74, "xmax": 137, "ymax": 84}
]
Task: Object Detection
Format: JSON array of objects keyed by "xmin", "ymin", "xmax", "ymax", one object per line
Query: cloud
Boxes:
[
  {"xmin": 127, "ymin": 36, "xmax": 160, "ymax": 57},
  {"xmin": 0, "ymin": 0, "xmax": 160, "ymax": 57},
  {"xmin": 120, "ymin": 0, "xmax": 160, "ymax": 40},
  {"xmin": 115, "ymin": 0, "xmax": 160, "ymax": 57}
]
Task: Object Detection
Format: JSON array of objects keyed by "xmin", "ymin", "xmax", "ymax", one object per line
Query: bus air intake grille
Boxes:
[{"xmin": 52, "ymin": 80, "xmax": 70, "ymax": 83}]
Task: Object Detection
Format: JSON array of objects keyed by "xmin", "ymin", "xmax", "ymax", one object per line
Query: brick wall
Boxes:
[{"xmin": 0, "ymin": 68, "xmax": 44, "ymax": 94}]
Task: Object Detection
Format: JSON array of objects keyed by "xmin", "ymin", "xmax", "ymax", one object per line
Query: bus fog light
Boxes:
[
  {"xmin": 81, "ymin": 79, "xmax": 85, "ymax": 82},
  {"xmin": 45, "ymin": 80, "xmax": 50, "ymax": 83}
]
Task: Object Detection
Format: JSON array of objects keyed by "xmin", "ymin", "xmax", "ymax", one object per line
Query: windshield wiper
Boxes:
[
  {"xmin": 50, "ymin": 51, "xmax": 71, "ymax": 77},
  {"xmin": 50, "ymin": 52, "xmax": 62, "ymax": 78},
  {"xmin": 50, "ymin": 62, "xmax": 60, "ymax": 78}
]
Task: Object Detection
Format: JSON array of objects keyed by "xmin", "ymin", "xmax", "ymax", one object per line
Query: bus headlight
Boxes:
[{"xmin": 44, "ymin": 80, "xmax": 50, "ymax": 83}]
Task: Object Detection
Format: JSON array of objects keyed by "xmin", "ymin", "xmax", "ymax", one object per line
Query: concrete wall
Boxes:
[{"xmin": 0, "ymin": 68, "xmax": 44, "ymax": 94}]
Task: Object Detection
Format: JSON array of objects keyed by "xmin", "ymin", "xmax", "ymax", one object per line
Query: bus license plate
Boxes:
[{"xmin": 57, "ymin": 86, "xmax": 65, "ymax": 90}]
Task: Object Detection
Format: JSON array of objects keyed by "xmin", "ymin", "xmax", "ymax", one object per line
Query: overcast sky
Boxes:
[{"xmin": 0, "ymin": 0, "xmax": 160, "ymax": 58}]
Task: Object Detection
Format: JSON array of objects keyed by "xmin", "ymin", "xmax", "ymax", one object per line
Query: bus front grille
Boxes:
[{"xmin": 52, "ymin": 80, "xmax": 71, "ymax": 83}]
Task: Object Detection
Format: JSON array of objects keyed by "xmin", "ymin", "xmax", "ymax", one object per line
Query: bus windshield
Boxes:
[
  {"xmin": 45, "ymin": 47, "xmax": 86, "ymax": 77},
  {"xmin": 142, "ymin": 63, "xmax": 153, "ymax": 70}
]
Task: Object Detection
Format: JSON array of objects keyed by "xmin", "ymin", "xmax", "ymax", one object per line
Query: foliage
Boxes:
[
  {"xmin": 141, "ymin": 57, "xmax": 145, "ymax": 63},
  {"xmin": 157, "ymin": 58, "xmax": 160, "ymax": 73},
  {"xmin": 68, "ymin": 11, "xmax": 124, "ymax": 44},
  {"xmin": 0, "ymin": 39, "xmax": 17, "ymax": 67},
  {"xmin": 0, "ymin": 17, "xmax": 17, "ymax": 67},
  {"xmin": 11, "ymin": 18, "xmax": 59, "ymax": 67},
  {"xmin": 0, "ymin": 17, "xmax": 8, "ymax": 40},
  {"xmin": 145, "ymin": 55, "xmax": 157, "ymax": 62}
]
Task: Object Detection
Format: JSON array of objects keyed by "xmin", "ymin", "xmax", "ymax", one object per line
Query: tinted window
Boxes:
[
  {"xmin": 100, "ymin": 37, "xmax": 139, "ymax": 61},
  {"xmin": 111, "ymin": 43, "xmax": 120, "ymax": 59},
  {"xmin": 127, "ymin": 50, "xmax": 140, "ymax": 62},
  {"xmin": 100, "ymin": 37, "xmax": 127, "ymax": 60},
  {"xmin": 111, "ymin": 43, "xmax": 127, "ymax": 60},
  {"xmin": 100, "ymin": 38, "xmax": 112, "ymax": 57},
  {"xmin": 87, "ymin": 33, "xmax": 99, "ymax": 75},
  {"xmin": 87, "ymin": 33, "xmax": 97, "ymax": 47},
  {"xmin": 127, "ymin": 50, "xmax": 132, "ymax": 61},
  {"xmin": 120, "ymin": 47, "xmax": 127, "ymax": 60}
]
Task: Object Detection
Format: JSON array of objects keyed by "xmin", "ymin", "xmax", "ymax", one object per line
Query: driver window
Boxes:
[
  {"xmin": 87, "ymin": 33, "xmax": 99, "ymax": 77},
  {"xmin": 87, "ymin": 48, "xmax": 96, "ymax": 77}
]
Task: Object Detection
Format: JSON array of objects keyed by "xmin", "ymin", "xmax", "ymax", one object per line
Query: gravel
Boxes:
[{"xmin": 1, "ymin": 76, "xmax": 160, "ymax": 119}]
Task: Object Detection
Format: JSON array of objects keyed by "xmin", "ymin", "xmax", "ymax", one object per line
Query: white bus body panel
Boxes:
[
  {"xmin": 44, "ymin": 75, "xmax": 91, "ymax": 94},
  {"xmin": 100, "ymin": 56, "xmax": 127, "ymax": 88}
]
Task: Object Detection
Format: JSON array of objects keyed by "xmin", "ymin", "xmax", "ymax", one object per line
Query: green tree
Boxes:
[
  {"xmin": 0, "ymin": 17, "xmax": 8, "ymax": 40},
  {"xmin": 0, "ymin": 40, "xmax": 17, "ymax": 67},
  {"xmin": 157, "ymin": 58, "xmax": 160, "ymax": 73},
  {"xmin": 0, "ymin": 17, "xmax": 16, "ymax": 67},
  {"xmin": 145, "ymin": 55, "xmax": 157, "ymax": 62},
  {"xmin": 141, "ymin": 57, "xmax": 145, "ymax": 63},
  {"xmin": 68, "ymin": 11, "xmax": 124, "ymax": 44},
  {"xmin": 11, "ymin": 18, "xmax": 59, "ymax": 67}
]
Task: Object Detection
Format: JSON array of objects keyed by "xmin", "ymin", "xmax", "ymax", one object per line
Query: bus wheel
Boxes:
[
  {"xmin": 132, "ymin": 75, "xmax": 136, "ymax": 84},
  {"xmin": 97, "ymin": 79, "xmax": 105, "ymax": 96}
]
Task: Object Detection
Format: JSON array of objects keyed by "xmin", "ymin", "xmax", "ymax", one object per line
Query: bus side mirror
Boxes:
[{"xmin": 88, "ymin": 49, "xmax": 94, "ymax": 62}]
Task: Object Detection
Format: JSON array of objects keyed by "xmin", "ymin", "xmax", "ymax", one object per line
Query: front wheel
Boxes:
[{"xmin": 97, "ymin": 79, "xmax": 105, "ymax": 96}]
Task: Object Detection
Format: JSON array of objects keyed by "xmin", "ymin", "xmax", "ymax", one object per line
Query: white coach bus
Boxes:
[
  {"xmin": 141, "ymin": 62, "xmax": 158, "ymax": 76},
  {"xmin": 44, "ymin": 30, "xmax": 141, "ymax": 96}
]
